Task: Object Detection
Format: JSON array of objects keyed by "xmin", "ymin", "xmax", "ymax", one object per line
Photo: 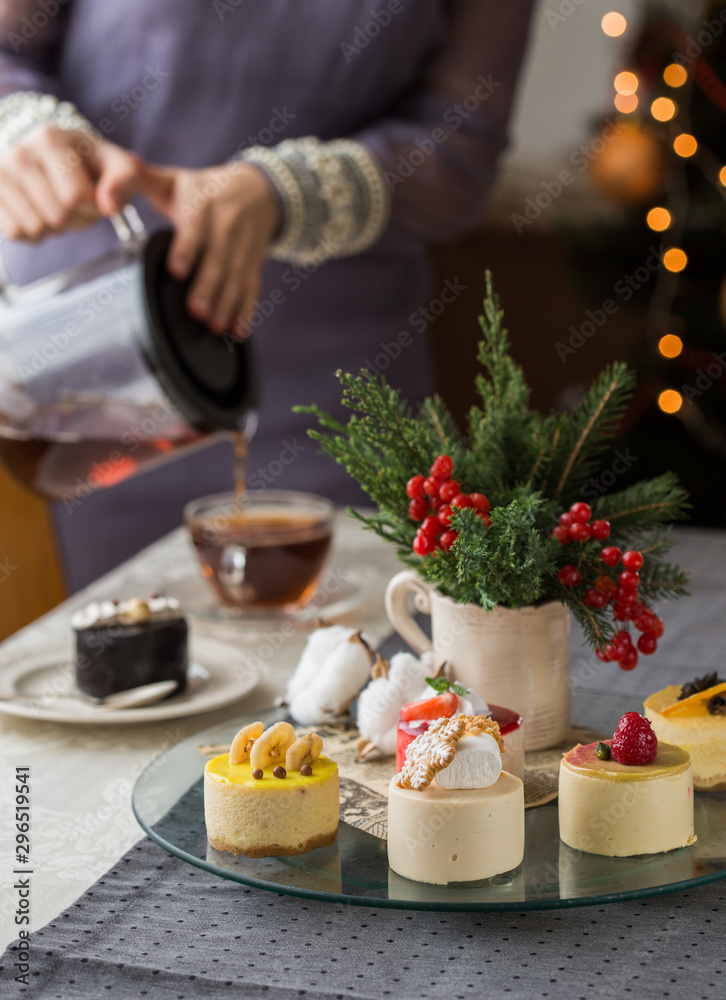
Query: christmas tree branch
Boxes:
[
  {"xmin": 594, "ymin": 472, "xmax": 689, "ymax": 530},
  {"xmin": 553, "ymin": 363, "xmax": 634, "ymax": 499}
]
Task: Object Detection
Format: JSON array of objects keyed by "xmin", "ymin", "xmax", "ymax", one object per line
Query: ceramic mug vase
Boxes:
[{"xmin": 384, "ymin": 570, "xmax": 572, "ymax": 751}]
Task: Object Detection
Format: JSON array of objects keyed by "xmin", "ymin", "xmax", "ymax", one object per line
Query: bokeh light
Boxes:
[
  {"xmin": 663, "ymin": 64, "xmax": 687, "ymax": 87},
  {"xmin": 651, "ymin": 97, "xmax": 677, "ymax": 121},
  {"xmin": 658, "ymin": 334, "xmax": 683, "ymax": 358},
  {"xmin": 658, "ymin": 389, "xmax": 683, "ymax": 414},
  {"xmin": 602, "ymin": 12, "xmax": 627, "ymax": 37},
  {"xmin": 615, "ymin": 71, "xmax": 639, "ymax": 95},
  {"xmin": 719, "ymin": 165, "xmax": 726, "ymax": 186},
  {"xmin": 663, "ymin": 248, "xmax": 688, "ymax": 272},
  {"xmin": 614, "ymin": 93, "xmax": 638, "ymax": 114},
  {"xmin": 673, "ymin": 133, "xmax": 697, "ymax": 157},
  {"xmin": 646, "ymin": 207, "xmax": 672, "ymax": 231}
]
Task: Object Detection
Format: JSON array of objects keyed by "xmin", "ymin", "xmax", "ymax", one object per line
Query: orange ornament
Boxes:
[{"xmin": 590, "ymin": 124, "xmax": 665, "ymax": 205}]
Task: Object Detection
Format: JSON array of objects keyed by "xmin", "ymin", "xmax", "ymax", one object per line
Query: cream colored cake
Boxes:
[
  {"xmin": 387, "ymin": 771, "xmax": 524, "ymax": 883},
  {"xmin": 558, "ymin": 740, "xmax": 696, "ymax": 857},
  {"xmin": 204, "ymin": 721, "xmax": 339, "ymax": 857},
  {"xmin": 387, "ymin": 714, "xmax": 525, "ymax": 884},
  {"xmin": 644, "ymin": 682, "xmax": 726, "ymax": 791}
]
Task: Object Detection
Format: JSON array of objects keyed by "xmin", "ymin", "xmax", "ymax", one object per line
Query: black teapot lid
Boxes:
[{"xmin": 138, "ymin": 229, "xmax": 257, "ymax": 431}]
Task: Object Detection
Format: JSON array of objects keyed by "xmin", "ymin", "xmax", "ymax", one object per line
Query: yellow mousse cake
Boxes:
[
  {"xmin": 559, "ymin": 736, "xmax": 695, "ymax": 857},
  {"xmin": 204, "ymin": 721, "xmax": 339, "ymax": 857},
  {"xmin": 644, "ymin": 676, "xmax": 726, "ymax": 791},
  {"xmin": 387, "ymin": 714, "xmax": 524, "ymax": 884}
]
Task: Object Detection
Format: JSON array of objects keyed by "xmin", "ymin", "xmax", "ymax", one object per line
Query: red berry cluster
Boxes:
[
  {"xmin": 554, "ymin": 502, "xmax": 664, "ymax": 671},
  {"xmin": 406, "ymin": 454, "xmax": 491, "ymax": 556},
  {"xmin": 550, "ymin": 501, "xmax": 611, "ymax": 545}
]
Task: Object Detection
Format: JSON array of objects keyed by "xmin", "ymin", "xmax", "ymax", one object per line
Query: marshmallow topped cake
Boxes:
[
  {"xmin": 559, "ymin": 712, "xmax": 696, "ymax": 857},
  {"xmin": 73, "ymin": 596, "xmax": 187, "ymax": 699},
  {"xmin": 204, "ymin": 721, "xmax": 339, "ymax": 857},
  {"xmin": 644, "ymin": 673, "xmax": 726, "ymax": 791},
  {"xmin": 395, "ymin": 690, "xmax": 525, "ymax": 781},
  {"xmin": 387, "ymin": 715, "xmax": 525, "ymax": 884}
]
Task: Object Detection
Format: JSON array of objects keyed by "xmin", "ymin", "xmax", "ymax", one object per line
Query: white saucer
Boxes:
[
  {"xmin": 0, "ymin": 635, "xmax": 259, "ymax": 725},
  {"xmin": 163, "ymin": 566, "xmax": 369, "ymax": 623}
]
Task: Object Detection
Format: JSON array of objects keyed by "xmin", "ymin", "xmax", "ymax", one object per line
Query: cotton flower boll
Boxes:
[
  {"xmin": 356, "ymin": 651, "xmax": 432, "ymax": 755},
  {"xmin": 388, "ymin": 651, "xmax": 432, "ymax": 701},
  {"xmin": 285, "ymin": 688, "xmax": 329, "ymax": 727},
  {"xmin": 435, "ymin": 733, "xmax": 503, "ymax": 790},
  {"xmin": 288, "ymin": 630, "xmax": 372, "ymax": 725},
  {"xmin": 356, "ymin": 677, "xmax": 401, "ymax": 755},
  {"xmin": 285, "ymin": 625, "xmax": 361, "ymax": 703}
]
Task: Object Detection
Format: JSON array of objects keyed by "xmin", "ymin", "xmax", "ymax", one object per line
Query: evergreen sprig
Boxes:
[
  {"xmin": 592, "ymin": 472, "xmax": 690, "ymax": 533},
  {"xmin": 295, "ymin": 273, "xmax": 690, "ymax": 651}
]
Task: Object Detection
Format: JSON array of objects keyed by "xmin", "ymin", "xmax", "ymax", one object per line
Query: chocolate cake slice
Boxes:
[{"xmin": 73, "ymin": 597, "xmax": 188, "ymax": 699}]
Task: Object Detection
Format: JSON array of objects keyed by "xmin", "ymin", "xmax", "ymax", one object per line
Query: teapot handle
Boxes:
[{"xmin": 0, "ymin": 205, "xmax": 146, "ymax": 301}]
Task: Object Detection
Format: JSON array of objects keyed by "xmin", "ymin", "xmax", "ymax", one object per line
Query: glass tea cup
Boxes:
[{"xmin": 184, "ymin": 490, "xmax": 335, "ymax": 612}]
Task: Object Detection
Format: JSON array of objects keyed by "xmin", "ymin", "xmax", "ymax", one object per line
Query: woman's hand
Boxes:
[
  {"xmin": 138, "ymin": 161, "xmax": 280, "ymax": 337},
  {"xmin": 0, "ymin": 126, "xmax": 142, "ymax": 240}
]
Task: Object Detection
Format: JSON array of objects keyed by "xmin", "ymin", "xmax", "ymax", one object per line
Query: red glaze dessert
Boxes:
[{"xmin": 396, "ymin": 695, "xmax": 524, "ymax": 779}]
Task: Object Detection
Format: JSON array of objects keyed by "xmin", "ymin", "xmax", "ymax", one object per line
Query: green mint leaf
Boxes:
[
  {"xmin": 425, "ymin": 677, "xmax": 450, "ymax": 693},
  {"xmin": 452, "ymin": 682, "xmax": 470, "ymax": 697}
]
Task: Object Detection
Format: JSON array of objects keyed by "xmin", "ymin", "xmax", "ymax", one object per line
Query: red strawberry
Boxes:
[
  {"xmin": 399, "ymin": 691, "xmax": 459, "ymax": 722},
  {"xmin": 610, "ymin": 712, "xmax": 658, "ymax": 765}
]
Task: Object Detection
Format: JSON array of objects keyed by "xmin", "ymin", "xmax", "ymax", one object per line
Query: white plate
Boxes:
[
  {"xmin": 0, "ymin": 636, "xmax": 259, "ymax": 724},
  {"xmin": 163, "ymin": 566, "xmax": 368, "ymax": 623}
]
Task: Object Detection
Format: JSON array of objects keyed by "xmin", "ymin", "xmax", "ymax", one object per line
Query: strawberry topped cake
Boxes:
[{"xmin": 559, "ymin": 712, "xmax": 696, "ymax": 857}]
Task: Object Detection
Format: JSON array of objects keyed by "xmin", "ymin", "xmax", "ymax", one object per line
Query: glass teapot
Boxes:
[{"xmin": 0, "ymin": 209, "xmax": 257, "ymax": 503}]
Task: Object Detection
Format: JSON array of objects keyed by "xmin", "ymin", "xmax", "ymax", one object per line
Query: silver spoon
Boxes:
[
  {"xmin": 0, "ymin": 679, "xmax": 179, "ymax": 710},
  {"xmin": 92, "ymin": 680, "xmax": 179, "ymax": 710}
]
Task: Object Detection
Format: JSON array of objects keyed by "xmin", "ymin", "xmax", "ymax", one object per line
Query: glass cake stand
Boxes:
[{"xmin": 132, "ymin": 691, "xmax": 726, "ymax": 912}]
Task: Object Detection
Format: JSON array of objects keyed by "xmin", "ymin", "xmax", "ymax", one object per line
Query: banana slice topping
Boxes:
[
  {"xmin": 228, "ymin": 721, "xmax": 264, "ymax": 765},
  {"xmin": 249, "ymin": 721, "xmax": 297, "ymax": 770}
]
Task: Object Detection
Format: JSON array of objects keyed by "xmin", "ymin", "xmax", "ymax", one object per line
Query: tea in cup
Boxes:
[{"xmin": 184, "ymin": 490, "xmax": 334, "ymax": 611}]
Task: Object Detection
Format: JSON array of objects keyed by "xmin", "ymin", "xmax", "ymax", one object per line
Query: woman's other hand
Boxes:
[
  {"xmin": 0, "ymin": 126, "xmax": 142, "ymax": 241},
  {"xmin": 138, "ymin": 161, "xmax": 280, "ymax": 337}
]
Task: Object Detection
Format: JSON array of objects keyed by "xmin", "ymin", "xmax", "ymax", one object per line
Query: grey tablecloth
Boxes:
[
  {"xmin": 3, "ymin": 527, "xmax": 726, "ymax": 999},
  {"xmin": 3, "ymin": 834, "xmax": 725, "ymax": 1000}
]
